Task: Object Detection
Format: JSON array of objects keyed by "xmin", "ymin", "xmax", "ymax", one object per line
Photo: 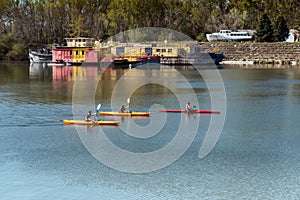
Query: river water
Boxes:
[{"xmin": 1, "ymin": 62, "xmax": 300, "ymax": 199}]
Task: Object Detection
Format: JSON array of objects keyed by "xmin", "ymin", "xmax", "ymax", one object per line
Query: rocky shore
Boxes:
[{"xmin": 201, "ymin": 42, "xmax": 300, "ymax": 66}]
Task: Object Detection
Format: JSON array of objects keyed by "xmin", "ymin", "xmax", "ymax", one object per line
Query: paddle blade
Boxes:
[
  {"xmin": 97, "ymin": 104, "xmax": 101, "ymax": 110},
  {"xmin": 127, "ymin": 98, "xmax": 130, "ymax": 104}
]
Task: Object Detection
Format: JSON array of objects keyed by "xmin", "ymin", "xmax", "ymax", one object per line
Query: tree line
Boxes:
[{"xmin": 0, "ymin": 0, "xmax": 299, "ymax": 60}]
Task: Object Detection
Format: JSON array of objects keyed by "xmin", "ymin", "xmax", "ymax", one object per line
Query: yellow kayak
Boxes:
[
  {"xmin": 63, "ymin": 120, "xmax": 120, "ymax": 126},
  {"xmin": 99, "ymin": 111, "xmax": 150, "ymax": 117}
]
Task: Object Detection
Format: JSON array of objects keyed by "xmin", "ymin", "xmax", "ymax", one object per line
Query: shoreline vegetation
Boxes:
[{"xmin": 0, "ymin": 0, "xmax": 299, "ymax": 65}]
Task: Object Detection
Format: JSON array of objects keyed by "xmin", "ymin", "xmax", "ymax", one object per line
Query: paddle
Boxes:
[
  {"xmin": 191, "ymin": 105, "xmax": 197, "ymax": 113},
  {"xmin": 97, "ymin": 104, "xmax": 101, "ymax": 112},
  {"xmin": 95, "ymin": 104, "xmax": 101, "ymax": 120},
  {"xmin": 127, "ymin": 98, "xmax": 130, "ymax": 112}
]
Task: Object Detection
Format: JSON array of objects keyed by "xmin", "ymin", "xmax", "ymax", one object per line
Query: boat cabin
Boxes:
[
  {"xmin": 219, "ymin": 30, "xmax": 251, "ymax": 37},
  {"xmin": 219, "ymin": 30, "xmax": 232, "ymax": 35},
  {"xmin": 64, "ymin": 37, "xmax": 96, "ymax": 47}
]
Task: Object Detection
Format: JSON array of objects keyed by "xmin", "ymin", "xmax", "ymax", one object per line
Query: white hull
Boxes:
[
  {"xmin": 29, "ymin": 50, "xmax": 52, "ymax": 63},
  {"xmin": 160, "ymin": 53, "xmax": 223, "ymax": 65},
  {"xmin": 206, "ymin": 34, "xmax": 226, "ymax": 42}
]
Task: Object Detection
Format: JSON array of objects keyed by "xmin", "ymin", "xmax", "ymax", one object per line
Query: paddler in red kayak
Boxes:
[{"xmin": 185, "ymin": 102, "xmax": 194, "ymax": 114}]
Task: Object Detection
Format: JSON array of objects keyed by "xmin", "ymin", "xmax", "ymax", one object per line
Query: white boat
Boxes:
[
  {"xmin": 29, "ymin": 49, "xmax": 52, "ymax": 63},
  {"xmin": 206, "ymin": 30, "xmax": 253, "ymax": 42}
]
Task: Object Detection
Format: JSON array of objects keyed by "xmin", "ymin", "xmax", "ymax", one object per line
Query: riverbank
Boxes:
[
  {"xmin": 201, "ymin": 42, "xmax": 300, "ymax": 66},
  {"xmin": 220, "ymin": 63, "xmax": 300, "ymax": 69}
]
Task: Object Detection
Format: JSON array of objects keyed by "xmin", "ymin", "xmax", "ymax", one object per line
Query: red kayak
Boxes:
[{"xmin": 159, "ymin": 110, "xmax": 220, "ymax": 114}]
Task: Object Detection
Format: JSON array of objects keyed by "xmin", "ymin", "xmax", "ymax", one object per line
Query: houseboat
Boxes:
[
  {"xmin": 52, "ymin": 37, "xmax": 99, "ymax": 65},
  {"xmin": 99, "ymin": 41, "xmax": 223, "ymax": 67},
  {"xmin": 100, "ymin": 45, "xmax": 161, "ymax": 68},
  {"xmin": 206, "ymin": 30, "xmax": 253, "ymax": 42},
  {"xmin": 159, "ymin": 53, "xmax": 223, "ymax": 65},
  {"xmin": 152, "ymin": 45, "xmax": 223, "ymax": 65}
]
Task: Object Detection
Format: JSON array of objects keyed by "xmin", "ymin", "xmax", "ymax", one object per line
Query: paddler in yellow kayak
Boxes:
[
  {"xmin": 120, "ymin": 105, "xmax": 129, "ymax": 113},
  {"xmin": 120, "ymin": 98, "xmax": 131, "ymax": 113},
  {"xmin": 86, "ymin": 104, "xmax": 102, "ymax": 122},
  {"xmin": 85, "ymin": 110, "xmax": 96, "ymax": 122}
]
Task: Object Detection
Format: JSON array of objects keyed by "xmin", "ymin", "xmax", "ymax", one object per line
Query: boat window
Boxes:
[
  {"xmin": 156, "ymin": 49, "xmax": 161, "ymax": 52},
  {"xmin": 82, "ymin": 51, "xmax": 84, "ymax": 55},
  {"xmin": 76, "ymin": 51, "xmax": 78, "ymax": 55},
  {"xmin": 70, "ymin": 51, "xmax": 72, "ymax": 55},
  {"xmin": 168, "ymin": 49, "xmax": 172, "ymax": 53},
  {"xmin": 162, "ymin": 49, "xmax": 166, "ymax": 53}
]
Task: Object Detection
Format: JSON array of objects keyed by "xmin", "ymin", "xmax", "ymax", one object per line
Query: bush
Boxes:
[{"xmin": 6, "ymin": 43, "xmax": 27, "ymax": 61}]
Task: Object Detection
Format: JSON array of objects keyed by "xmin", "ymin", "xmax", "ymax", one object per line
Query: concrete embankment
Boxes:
[{"xmin": 201, "ymin": 42, "xmax": 300, "ymax": 65}]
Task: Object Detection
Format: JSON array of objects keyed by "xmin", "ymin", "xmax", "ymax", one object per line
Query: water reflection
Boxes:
[
  {"xmin": 31, "ymin": 63, "xmax": 130, "ymax": 81},
  {"xmin": 29, "ymin": 63, "xmax": 52, "ymax": 80},
  {"xmin": 52, "ymin": 65, "xmax": 99, "ymax": 81},
  {"xmin": 28, "ymin": 62, "xmax": 221, "ymax": 82},
  {"xmin": 0, "ymin": 62, "xmax": 220, "ymax": 110},
  {"xmin": 0, "ymin": 62, "xmax": 29, "ymax": 83}
]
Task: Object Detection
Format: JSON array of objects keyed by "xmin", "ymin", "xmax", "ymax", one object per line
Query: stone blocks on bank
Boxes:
[{"xmin": 201, "ymin": 42, "xmax": 300, "ymax": 65}]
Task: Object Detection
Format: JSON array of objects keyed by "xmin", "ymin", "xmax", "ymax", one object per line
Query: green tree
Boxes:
[
  {"xmin": 223, "ymin": 8, "xmax": 248, "ymax": 30},
  {"xmin": 0, "ymin": 33, "xmax": 26, "ymax": 60},
  {"xmin": 0, "ymin": 0, "xmax": 15, "ymax": 34},
  {"xmin": 280, "ymin": 0, "xmax": 300, "ymax": 29},
  {"xmin": 179, "ymin": 0, "xmax": 212, "ymax": 39},
  {"xmin": 273, "ymin": 15, "xmax": 289, "ymax": 42},
  {"xmin": 106, "ymin": 0, "xmax": 166, "ymax": 36},
  {"xmin": 162, "ymin": 0, "xmax": 184, "ymax": 30},
  {"xmin": 255, "ymin": 13, "xmax": 273, "ymax": 42},
  {"xmin": 7, "ymin": 43, "xmax": 27, "ymax": 60},
  {"xmin": 67, "ymin": 0, "xmax": 89, "ymax": 37}
]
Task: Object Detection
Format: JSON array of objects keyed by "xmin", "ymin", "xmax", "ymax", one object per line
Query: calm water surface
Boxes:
[{"xmin": 1, "ymin": 62, "xmax": 300, "ymax": 199}]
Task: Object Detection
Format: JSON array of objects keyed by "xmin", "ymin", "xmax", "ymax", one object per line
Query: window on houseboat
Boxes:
[
  {"xmin": 82, "ymin": 51, "xmax": 84, "ymax": 55},
  {"xmin": 168, "ymin": 49, "xmax": 172, "ymax": 53},
  {"xmin": 70, "ymin": 51, "xmax": 72, "ymax": 55},
  {"xmin": 156, "ymin": 49, "xmax": 161, "ymax": 52},
  {"xmin": 76, "ymin": 51, "xmax": 78, "ymax": 55}
]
